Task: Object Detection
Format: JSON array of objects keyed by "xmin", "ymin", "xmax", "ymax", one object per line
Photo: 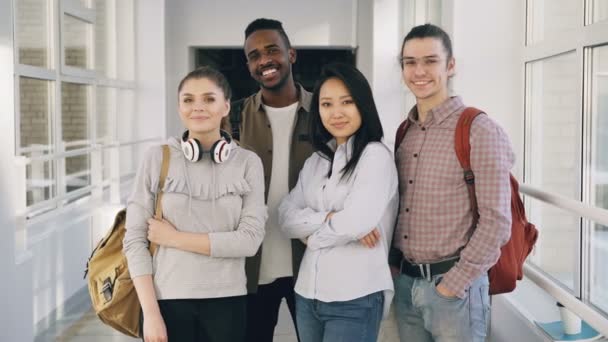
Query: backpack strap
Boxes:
[
  {"xmin": 229, "ymin": 98, "xmax": 245, "ymax": 141},
  {"xmin": 394, "ymin": 119, "xmax": 412, "ymax": 154},
  {"xmin": 454, "ymin": 107, "xmax": 484, "ymax": 225},
  {"xmin": 150, "ymin": 144, "xmax": 170, "ymax": 255}
]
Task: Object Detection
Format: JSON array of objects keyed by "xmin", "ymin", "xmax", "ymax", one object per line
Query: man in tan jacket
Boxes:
[{"xmin": 224, "ymin": 18, "xmax": 314, "ymax": 342}]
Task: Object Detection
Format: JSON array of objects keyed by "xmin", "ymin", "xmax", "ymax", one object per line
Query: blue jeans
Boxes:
[
  {"xmin": 295, "ymin": 292, "xmax": 384, "ymax": 342},
  {"xmin": 393, "ymin": 273, "xmax": 490, "ymax": 342}
]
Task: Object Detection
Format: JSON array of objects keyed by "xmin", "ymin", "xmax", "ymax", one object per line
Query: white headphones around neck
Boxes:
[{"xmin": 181, "ymin": 130, "xmax": 232, "ymax": 163}]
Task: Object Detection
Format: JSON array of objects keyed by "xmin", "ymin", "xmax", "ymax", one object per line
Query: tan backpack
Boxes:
[{"xmin": 84, "ymin": 145, "xmax": 169, "ymax": 337}]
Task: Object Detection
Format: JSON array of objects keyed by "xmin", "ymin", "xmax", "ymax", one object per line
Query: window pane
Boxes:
[
  {"xmin": 101, "ymin": 148, "xmax": 112, "ymax": 181},
  {"xmin": 26, "ymin": 160, "xmax": 55, "ymax": 207},
  {"xmin": 61, "ymin": 82, "xmax": 90, "ymax": 150},
  {"xmin": 117, "ymin": 89, "xmax": 134, "ymax": 142},
  {"xmin": 64, "ymin": 15, "xmax": 92, "ymax": 69},
  {"xmin": 527, "ymin": 0, "xmax": 579, "ymax": 45},
  {"xmin": 526, "ymin": 52, "xmax": 581, "ymax": 291},
  {"xmin": 590, "ymin": 45, "xmax": 608, "ymax": 313},
  {"xmin": 19, "ymin": 77, "xmax": 55, "ymax": 206},
  {"xmin": 96, "ymin": 86, "xmax": 116, "ymax": 143},
  {"xmin": 119, "ymin": 145, "xmax": 136, "ymax": 179},
  {"xmin": 20, "ymin": 77, "xmax": 53, "ymax": 151},
  {"xmin": 592, "ymin": 0, "xmax": 608, "ymax": 23},
  {"xmin": 95, "ymin": 0, "xmax": 114, "ymax": 77},
  {"xmin": 16, "ymin": 0, "xmax": 51, "ymax": 68},
  {"xmin": 65, "ymin": 154, "xmax": 90, "ymax": 194},
  {"xmin": 80, "ymin": 0, "xmax": 92, "ymax": 8}
]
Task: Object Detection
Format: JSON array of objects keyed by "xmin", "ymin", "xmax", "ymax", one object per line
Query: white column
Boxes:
[{"xmin": 0, "ymin": 1, "xmax": 35, "ymax": 340}]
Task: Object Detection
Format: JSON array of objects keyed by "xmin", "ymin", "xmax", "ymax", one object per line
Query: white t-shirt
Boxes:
[{"xmin": 258, "ymin": 102, "xmax": 299, "ymax": 284}]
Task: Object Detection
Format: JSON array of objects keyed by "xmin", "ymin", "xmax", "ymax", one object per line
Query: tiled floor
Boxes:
[
  {"xmin": 36, "ymin": 290, "xmax": 400, "ymax": 341},
  {"xmin": 38, "ymin": 301, "xmax": 299, "ymax": 342}
]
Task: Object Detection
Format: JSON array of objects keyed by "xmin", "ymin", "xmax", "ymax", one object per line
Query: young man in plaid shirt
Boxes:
[{"xmin": 390, "ymin": 24, "xmax": 515, "ymax": 341}]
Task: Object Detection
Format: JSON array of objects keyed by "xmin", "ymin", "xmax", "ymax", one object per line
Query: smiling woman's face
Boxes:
[
  {"xmin": 178, "ymin": 77, "xmax": 229, "ymax": 135},
  {"xmin": 318, "ymin": 77, "xmax": 362, "ymax": 145}
]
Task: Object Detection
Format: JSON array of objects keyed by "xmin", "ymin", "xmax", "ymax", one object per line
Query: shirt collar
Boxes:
[
  {"xmin": 406, "ymin": 96, "xmax": 465, "ymax": 126},
  {"xmin": 326, "ymin": 135, "xmax": 355, "ymax": 161},
  {"xmin": 253, "ymin": 83, "xmax": 312, "ymax": 113}
]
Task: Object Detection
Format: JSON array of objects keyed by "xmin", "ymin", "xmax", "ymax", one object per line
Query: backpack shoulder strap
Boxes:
[
  {"xmin": 155, "ymin": 145, "xmax": 170, "ymax": 219},
  {"xmin": 394, "ymin": 119, "xmax": 412, "ymax": 155},
  {"xmin": 151, "ymin": 144, "xmax": 170, "ymax": 255},
  {"xmin": 454, "ymin": 107, "xmax": 485, "ymax": 173},
  {"xmin": 229, "ymin": 98, "xmax": 245, "ymax": 141},
  {"xmin": 454, "ymin": 107, "xmax": 484, "ymax": 222}
]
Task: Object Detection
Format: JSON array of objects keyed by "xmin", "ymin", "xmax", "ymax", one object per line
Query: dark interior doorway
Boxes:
[{"xmin": 194, "ymin": 47, "xmax": 356, "ymax": 101}]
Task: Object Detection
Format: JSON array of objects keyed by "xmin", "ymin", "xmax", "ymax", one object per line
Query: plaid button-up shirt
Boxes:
[{"xmin": 393, "ymin": 96, "xmax": 515, "ymax": 298}]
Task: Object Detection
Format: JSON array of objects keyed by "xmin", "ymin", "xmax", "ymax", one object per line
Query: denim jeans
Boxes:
[
  {"xmin": 393, "ymin": 273, "xmax": 490, "ymax": 342},
  {"xmin": 295, "ymin": 291, "xmax": 384, "ymax": 342}
]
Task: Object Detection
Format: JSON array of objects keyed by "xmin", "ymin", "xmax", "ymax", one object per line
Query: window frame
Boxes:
[
  {"xmin": 13, "ymin": 0, "xmax": 136, "ymax": 218},
  {"xmin": 523, "ymin": 0, "xmax": 608, "ymax": 315}
]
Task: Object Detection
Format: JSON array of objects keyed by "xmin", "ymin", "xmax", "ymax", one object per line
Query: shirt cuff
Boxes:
[
  {"xmin": 440, "ymin": 266, "xmax": 476, "ymax": 299},
  {"xmin": 307, "ymin": 211, "xmax": 330, "ymax": 225},
  {"xmin": 128, "ymin": 260, "xmax": 153, "ymax": 279}
]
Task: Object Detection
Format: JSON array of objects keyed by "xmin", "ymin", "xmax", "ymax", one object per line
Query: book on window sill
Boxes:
[{"xmin": 535, "ymin": 320, "xmax": 602, "ymax": 341}]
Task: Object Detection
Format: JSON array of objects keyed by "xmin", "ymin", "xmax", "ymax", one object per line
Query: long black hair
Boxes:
[{"xmin": 309, "ymin": 63, "xmax": 384, "ymax": 180}]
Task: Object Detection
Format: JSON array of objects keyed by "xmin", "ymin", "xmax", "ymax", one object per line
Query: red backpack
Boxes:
[{"xmin": 394, "ymin": 107, "xmax": 538, "ymax": 295}]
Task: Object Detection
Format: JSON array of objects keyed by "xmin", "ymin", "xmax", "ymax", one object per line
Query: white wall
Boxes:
[
  {"xmin": 0, "ymin": 1, "xmax": 167, "ymax": 340},
  {"xmin": 356, "ymin": 0, "xmax": 374, "ymax": 81},
  {"xmin": 451, "ymin": 0, "xmax": 526, "ymax": 178},
  {"xmin": 371, "ymin": 0, "xmax": 404, "ymax": 147},
  {"xmin": 0, "ymin": 1, "xmax": 34, "ymax": 341},
  {"xmin": 164, "ymin": 0, "xmax": 359, "ymax": 137},
  {"xmin": 136, "ymin": 0, "xmax": 166, "ymax": 144},
  {"xmin": 449, "ymin": 1, "xmax": 546, "ymax": 341}
]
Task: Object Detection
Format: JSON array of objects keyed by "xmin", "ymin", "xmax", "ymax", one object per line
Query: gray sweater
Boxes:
[{"xmin": 123, "ymin": 137, "xmax": 266, "ymax": 299}]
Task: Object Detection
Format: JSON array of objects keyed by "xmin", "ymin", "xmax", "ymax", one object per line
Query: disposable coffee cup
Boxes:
[{"xmin": 556, "ymin": 302, "xmax": 582, "ymax": 335}]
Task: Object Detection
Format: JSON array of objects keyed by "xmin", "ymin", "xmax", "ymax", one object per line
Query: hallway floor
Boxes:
[{"xmin": 38, "ymin": 302, "xmax": 298, "ymax": 342}]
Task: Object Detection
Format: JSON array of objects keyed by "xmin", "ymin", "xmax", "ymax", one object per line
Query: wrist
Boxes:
[
  {"xmin": 168, "ymin": 230, "xmax": 182, "ymax": 248},
  {"xmin": 141, "ymin": 303, "xmax": 161, "ymax": 317}
]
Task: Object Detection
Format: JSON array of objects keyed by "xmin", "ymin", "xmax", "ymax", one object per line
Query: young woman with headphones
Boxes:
[{"xmin": 123, "ymin": 67, "xmax": 267, "ymax": 342}]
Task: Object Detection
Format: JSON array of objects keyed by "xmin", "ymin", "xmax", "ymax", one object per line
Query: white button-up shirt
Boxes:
[{"xmin": 278, "ymin": 138, "xmax": 398, "ymax": 318}]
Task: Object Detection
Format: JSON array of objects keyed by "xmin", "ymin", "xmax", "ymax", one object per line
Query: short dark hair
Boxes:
[
  {"xmin": 177, "ymin": 66, "xmax": 232, "ymax": 101},
  {"xmin": 309, "ymin": 63, "xmax": 384, "ymax": 180},
  {"xmin": 244, "ymin": 18, "xmax": 292, "ymax": 48},
  {"xmin": 400, "ymin": 23, "xmax": 453, "ymax": 68}
]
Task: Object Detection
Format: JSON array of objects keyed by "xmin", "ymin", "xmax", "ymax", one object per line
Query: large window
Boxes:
[
  {"xmin": 590, "ymin": 44, "xmax": 608, "ymax": 313},
  {"xmin": 524, "ymin": 0, "xmax": 608, "ymax": 316},
  {"xmin": 527, "ymin": 0, "xmax": 580, "ymax": 45},
  {"xmin": 591, "ymin": 0, "xmax": 608, "ymax": 23},
  {"xmin": 14, "ymin": 0, "xmax": 135, "ymax": 215},
  {"xmin": 525, "ymin": 52, "xmax": 581, "ymax": 291}
]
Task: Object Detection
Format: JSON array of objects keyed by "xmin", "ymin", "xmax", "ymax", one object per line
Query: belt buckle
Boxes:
[{"xmin": 418, "ymin": 264, "xmax": 432, "ymax": 282}]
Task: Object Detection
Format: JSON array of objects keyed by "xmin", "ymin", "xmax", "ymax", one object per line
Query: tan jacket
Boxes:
[{"xmin": 224, "ymin": 85, "xmax": 315, "ymax": 293}]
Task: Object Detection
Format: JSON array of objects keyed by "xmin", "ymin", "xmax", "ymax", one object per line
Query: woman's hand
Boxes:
[
  {"xmin": 143, "ymin": 311, "xmax": 167, "ymax": 342},
  {"xmin": 147, "ymin": 218, "xmax": 179, "ymax": 247},
  {"xmin": 359, "ymin": 228, "xmax": 381, "ymax": 248}
]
